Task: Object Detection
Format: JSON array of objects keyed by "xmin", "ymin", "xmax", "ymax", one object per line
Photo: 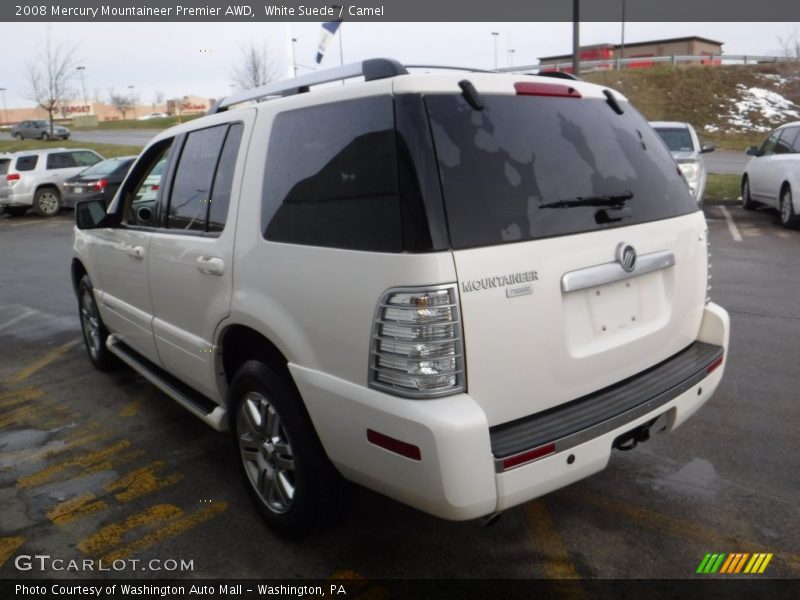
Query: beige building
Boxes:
[
  {"xmin": 538, "ymin": 36, "xmax": 724, "ymax": 72},
  {"xmin": 1, "ymin": 95, "xmax": 212, "ymax": 127}
]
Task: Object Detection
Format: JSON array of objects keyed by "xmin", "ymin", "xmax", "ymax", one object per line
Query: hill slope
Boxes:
[{"xmin": 584, "ymin": 63, "xmax": 800, "ymax": 148}]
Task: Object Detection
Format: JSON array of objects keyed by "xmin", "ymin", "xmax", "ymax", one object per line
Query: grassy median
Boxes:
[
  {"xmin": 705, "ymin": 174, "xmax": 742, "ymax": 203},
  {"xmin": 0, "ymin": 139, "xmax": 143, "ymax": 158}
]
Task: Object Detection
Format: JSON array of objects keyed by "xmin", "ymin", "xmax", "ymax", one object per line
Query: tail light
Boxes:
[
  {"xmin": 515, "ymin": 82, "xmax": 581, "ymax": 98},
  {"xmin": 370, "ymin": 284, "xmax": 465, "ymax": 398},
  {"xmin": 89, "ymin": 179, "xmax": 108, "ymax": 191},
  {"xmin": 6, "ymin": 173, "xmax": 20, "ymax": 182}
]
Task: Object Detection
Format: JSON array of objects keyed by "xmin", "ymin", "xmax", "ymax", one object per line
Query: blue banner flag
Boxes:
[{"xmin": 315, "ymin": 21, "xmax": 341, "ymax": 64}]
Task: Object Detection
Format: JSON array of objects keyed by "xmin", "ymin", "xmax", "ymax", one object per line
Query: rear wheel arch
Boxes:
[
  {"xmin": 219, "ymin": 324, "xmax": 295, "ymax": 391},
  {"xmin": 71, "ymin": 259, "xmax": 88, "ymax": 296}
]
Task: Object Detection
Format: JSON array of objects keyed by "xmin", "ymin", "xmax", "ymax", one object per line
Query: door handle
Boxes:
[
  {"xmin": 196, "ymin": 256, "xmax": 225, "ymax": 276},
  {"xmin": 126, "ymin": 245, "xmax": 145, "ymax": 259}
]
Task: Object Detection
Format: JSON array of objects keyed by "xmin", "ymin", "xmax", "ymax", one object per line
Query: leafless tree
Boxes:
[
  {"xmin": 108, "ymin": 90, "xmax": 135, "ymax": 120},
  {"xmin": 26, "ymin": 37, "xmax": 78, "ymax": 136},
  {"xmin": 778, "ymin": 25, "xmax": 800, "ymax": 60},
  {"xmin": 231, "ymin": 42, "xmax": 281, "ymax": 90}
]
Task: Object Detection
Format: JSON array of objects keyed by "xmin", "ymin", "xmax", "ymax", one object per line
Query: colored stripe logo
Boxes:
[{"xmin": 696, "ymin": 552, "xmax": 773, "ymax": 574}]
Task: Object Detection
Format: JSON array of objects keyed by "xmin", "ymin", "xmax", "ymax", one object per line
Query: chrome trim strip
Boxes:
[{"xmin": 561, "ymin": 250, "xmax": 675, "ymax": 293}]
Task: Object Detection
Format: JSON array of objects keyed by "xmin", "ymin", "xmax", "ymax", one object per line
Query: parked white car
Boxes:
[
  {"xmin": 136, "ymin": 112, "xmax": 169, "ymax": 121},
  {"xmin": 650, "ymin": 121, "xmax": 715, "ymax": 204},
  {"xmin": 741, "ymin": 121, "xmax": 800, "ymax": 227},
  {"xmin": 72, "ymin": 59, "xmax": 729, "ymax": 534}
]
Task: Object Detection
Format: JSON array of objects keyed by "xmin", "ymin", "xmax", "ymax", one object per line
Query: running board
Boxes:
[{"xmin": 106, "ymin": 335, "xmax": 228, "ymax": 431}]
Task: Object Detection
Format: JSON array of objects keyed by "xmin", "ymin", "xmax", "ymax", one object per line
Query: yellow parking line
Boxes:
[
  {"xmin": 524, "ymin": 499, "xmax": 585, "ymax": 598},
  {"xmin": 8, "ymin": 220, "xmax": 39, "ymax": 227},
  {"xmin": 106, "ymin": 461, "xmax": 183, "ymax": 503},
  {"xmin": 577, "ymin": 493, "xmax": 800, "ymax": 574},
  {"xmin": 0, "ymin": 399, "xmax": 71, "ymax": 430},
  {"xmin": 48, "ymin": 493, "xmax": 109, "ymax": 525},
  {"xmin": 0, "ymin": 386, "xmax": 44, "ymax": 409},
  {"xmin": 0, "ymin": 536, "xmax": 26, "ymax": 567},
  {"xmin": 5, "ymin": 338, "xmax": 81, "ymax": 385},
  {"xmin": 120, "ymin": 395, "xmax": 145, "ymax": 417},
  {"xmin": 78, "ymin": 504, "xmax": 184, "ymax": 557},
  {"xmin": 101, "ymin": 502, "xmax": 228, "ymax": 563},
  {"xmin": 17, "ymin": 439, "xmax": 145, "ymax": 488}
]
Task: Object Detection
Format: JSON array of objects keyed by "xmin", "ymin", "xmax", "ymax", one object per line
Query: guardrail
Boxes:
[{"xmin": 500, "ymin": 54, "xmax": 798, "ymax": 74}]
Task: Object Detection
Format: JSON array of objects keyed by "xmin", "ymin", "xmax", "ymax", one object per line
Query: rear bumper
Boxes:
[
  {"xmin": 0, "ymin": 190, "xmax": 34, "ymax": 207},
  {"xmin": 292, "ymin": 302, "xmax": 730, "ymax": 520}
]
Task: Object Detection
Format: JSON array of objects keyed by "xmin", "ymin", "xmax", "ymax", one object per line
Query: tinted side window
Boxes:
[
  {"xmin": 71, "ymin": 151, "xmax": 102, "ymax": 167},
  {"xmin": 207, "ymin": 123, "xmax": 243, "ymax": 233},
  {"xmin": 47, "ymin": 152, "xmax": 77, "ymax": 169},
  {"xmin": 167, "ymin": 125, "xmax": 228, "ymax": 231},
  {"xmin": 16, "ymin": 155, "xmax": 38, "ymax": 171},
  {"xmin": 0, "ymin": 160, "xmax": 9, "ymax": 175},
  {"xmin": 759, "ymin": 131, "xmax": 780, "ymax": 156},
  {"xmin": 122, "ymin": 142, "xmax": 173, "ymax": 228},
  {"xmin": 262, "ymin": 96, "xmax": 402, "ymax": 252}
]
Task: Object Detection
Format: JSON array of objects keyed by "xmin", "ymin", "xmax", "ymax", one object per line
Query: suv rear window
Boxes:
[{"xmin": 425, "ymin": 94, "xmax": 697, "ymax": 250}]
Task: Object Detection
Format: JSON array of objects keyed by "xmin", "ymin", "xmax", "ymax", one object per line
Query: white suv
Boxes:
[{"xmin": 72, "ymin": 59, "xmax": 730, "ymax": 534}]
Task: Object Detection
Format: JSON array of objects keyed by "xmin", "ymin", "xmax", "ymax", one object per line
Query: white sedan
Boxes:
[
  {"xmin": 741, "ymin": 121, "xmax": 800, "ymax": 227},
  {"xmin": 136, "ymin": 112, "xmax": 169, "ymax": 121}
]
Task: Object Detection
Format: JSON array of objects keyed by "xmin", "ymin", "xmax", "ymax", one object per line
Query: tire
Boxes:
[
  {"xmin": 78, "ymin": 275, "xmax": 116, "ymax": 371},
  {"xmin": 741, "ymin": 177, "xmax": 757, "ymax": 210},
  {"xmin": 3, "ymin": 206, "xmax": 28, "ymax": 217},
  {"xmin": 41, "ymin": 131, "xmax": 50, "ymax": 140},
  {"xmin": 14, "ymin": 133, "xmax": 23, "ymax": 140},
  {"xmin": 230, "ymin": 360, "xmax": 349, "ymax": 534},
  {"xmin": 33, "ymin": 188, "xmax": 61, "ymax": 217},
  {"xmin": 779, "ymin": 184, "xmax": 799, "ymax": 228}
]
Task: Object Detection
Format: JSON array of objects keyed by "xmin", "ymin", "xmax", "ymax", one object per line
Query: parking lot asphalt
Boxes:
[
  {"xmin": 0, "ymin": 205, "xmax": 798, "ymax": 586},
  {"xmin": 704, "ymin": 149, "xmax": 750, "ymax": 175}
]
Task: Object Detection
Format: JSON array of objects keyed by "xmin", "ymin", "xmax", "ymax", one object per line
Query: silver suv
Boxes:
[{"xmin": 1, "ymin": 147, "xmax": 103, "ymax": 216}]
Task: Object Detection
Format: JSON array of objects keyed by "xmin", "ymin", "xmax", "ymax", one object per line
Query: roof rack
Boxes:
[
  {"xmin": 405, "ymin": 64, "xmax": 493, "ymax": 73},
  {"xmin": 209, "ymin": 58, "xmax": 408, "ymax": 114}
]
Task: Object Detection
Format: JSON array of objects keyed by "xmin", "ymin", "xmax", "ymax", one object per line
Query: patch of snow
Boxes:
[
  {"xmin": 704, "ymin": 124, "xmax": 720, "ymax": 132},
  {"xmin": 723, "ymin": 85, "xmax": 799, "ymax": 132}
]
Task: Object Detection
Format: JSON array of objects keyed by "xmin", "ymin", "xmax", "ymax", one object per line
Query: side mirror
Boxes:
[
  {"xmin": 700, "ymin": 142, "xmax": 715, "ymax": 154},
  {"xmin": 75, "ymin": 198, "xmax": 110, "ymax": 229},
  {"xmin": 746, "ymin": 146, "xmax": 759, "ymax": 156}
]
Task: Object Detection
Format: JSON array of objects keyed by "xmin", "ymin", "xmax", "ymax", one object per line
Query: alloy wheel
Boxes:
[
  {"xmin": 80, "ymin": 290, "xmax": 101, "ymax": 359},
  {"xmin": 237, "ymin": 391, "xmax": 296, "ymax": 514}
]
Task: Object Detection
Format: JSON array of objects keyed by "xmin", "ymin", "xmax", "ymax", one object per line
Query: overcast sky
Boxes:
[{"xmin": 0, "ymin": 21, "xmax": 797, "ymax": 108}]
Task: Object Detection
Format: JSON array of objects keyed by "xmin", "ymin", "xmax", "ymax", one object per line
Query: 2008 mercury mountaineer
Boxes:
[{"xmin": 71, "ymin": 59, "xmax": 730, "ymax": 534}]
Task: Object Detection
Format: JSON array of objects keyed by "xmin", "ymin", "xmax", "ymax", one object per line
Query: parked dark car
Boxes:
[
  {"xmin": 63, "ymin": 156, "xmax": 136, "ymax": 208},
  {"xmin": 10, "ymin": 120, "xmax": 71, "ymax": 140}
]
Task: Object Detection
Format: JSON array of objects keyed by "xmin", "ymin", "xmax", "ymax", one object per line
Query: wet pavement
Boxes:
[{"xmin": 0, "ymin": 206, "xmax": 798, "ymax": 583}]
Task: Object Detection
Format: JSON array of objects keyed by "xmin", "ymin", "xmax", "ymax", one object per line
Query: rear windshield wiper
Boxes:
[{"xmin": 539, "ymin": 191, "xmax": 633, "ymax": 209}]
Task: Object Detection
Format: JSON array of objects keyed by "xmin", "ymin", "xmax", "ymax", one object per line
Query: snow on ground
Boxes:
[{"xmin": 723, "ymin": 85, "xmax": 800, "ymax": 131}]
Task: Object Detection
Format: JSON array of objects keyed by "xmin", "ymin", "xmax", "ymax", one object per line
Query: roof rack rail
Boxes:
[
  {"xmin": 405, "ymin": 64, "xmax": 493, "ymax": 73},
  {"xmin": 209, "ymin": 58, "xmax": 408, "ymax": 114}
]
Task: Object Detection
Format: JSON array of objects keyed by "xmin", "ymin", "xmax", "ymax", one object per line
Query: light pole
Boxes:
[
  {"xmin": 128, "ymin": 85, "xmax": 136, "ymax": 119},
  {"xmin": 618, "ymin": 0, "xmax": 626, "ymax": 70},
  {"xmin": 572, "ymin": 0, "xmax": 580, "ymax": 75},
  {"xmin": 491, "ymin": 32, "xmax": 499, "ymax": 70},
  {"xmin": 508, "ymin": 48, "xmax": 516, "ymax": 68},
  {"xmin": 291, "ymin": 37, "xmax": 298, "ymax": 77},
  {"xmin": 76, "ymin": 66, "xmax": 88, "ymax": 112},
  {"xmin": 0, "ymin": 88, "xmax": 8, "ymax": 129}
]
